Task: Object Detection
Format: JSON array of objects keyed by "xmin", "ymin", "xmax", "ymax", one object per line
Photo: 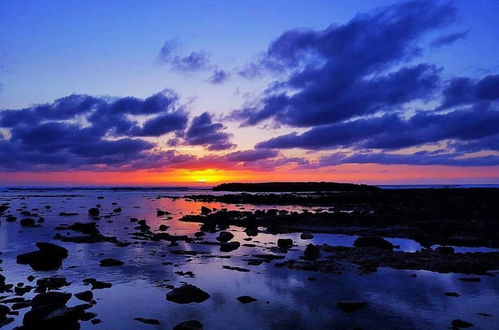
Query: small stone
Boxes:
[
  {"xmin": 99, "ymin": 258, "xmax": 124, "ymax": 267},
  {"xmin": 336, "ymin": 301, "xmax": 368, "ymax": 312},
  {"xmin": 216, "ymin": 232, "xmax": 234, "ymax": 243},
  {"xmin": 88, "ymin": 208, "xmax": 100, "ymax": 217},
  {"xmin": 444, "ymin": 292, "xmax": 460, "ymax": 297},
  {"xmin": 458, "ymin": 277, "xmax": 481, "ymax": 282},
  {"xmin": 173, "ymin": 320, "xmax": 203, "ymax": 330},
  {"xmin": 166, "ymin": 284, "xmax": 210, "ymax": 304},
  {"xmin": 134, "ymin": 317, "xmax": 160, "ymax": 325},
  {"xmin": 300, "ymin": 232, "xmax": 314, "ymax": 240},
  {"xmin": 237, "ymin": 296, "xmax": 257, "ymax": 303}
]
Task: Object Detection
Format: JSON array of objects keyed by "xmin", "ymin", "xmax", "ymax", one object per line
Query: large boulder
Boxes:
[
  {"xmin": 23, "ymin": 294, "xmax": 92, "ymax": 330},
  {"xmin": 17, "ymin": 243, "xmax": 69, "ymax": 271},
  {"xmin": 166, "ymin": 284, "xmax": 210, "ymax": 304}
]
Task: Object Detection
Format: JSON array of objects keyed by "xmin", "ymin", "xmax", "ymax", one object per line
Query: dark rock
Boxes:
[
  {"xmin": 247, "ymin": 259, "xmax": 263, "ymax": 266},
  {"xmin": 166, "ymin": 284, "xmax": 210, "ymax": 304},
  {"xmin": 12, "ymin": 301, "xmax": 31, "ymax": 310},
  {"xmin": 36, "ymin": 277, "xmax": 70, "ymax": 292},
  {"xmin": 237, "ymin": 296, "xmax": 257, "ymax": 303},
  {"xmin": 0, "ymin": 304, "xmax": 13, "ymax": 327},
  {"xmin": 300, "ymin": 232, "xmax": 314, "ymax": 239},
  {"xmin": 20, "ymin": 218, "xmax": 36, "ymax": 227},
  {"xmin": 336, "ymin": 301, "xmax": 368, "ymax": 312},
  {"xmin": 99, "ymin": 258, "xmax": 124, "ymax": 267},
  {"xmin": 354, "ymin": 237, "xmax": 394, "ymax": 250},
  {"xmin": 458, "ymin": 277, "xmax": 481, "ymax": 282},
  {"xmin": 253, "ymin": 254, "xmax": 285, "ymax": 262},
  {"xmin": 113, "ymin": 207, "xmax": 122, "ymax": 213},
  {"xmin": 173, "ymin": 320, "xmax": 203, "ymax": 330},
  {"xmin": 59, "ymin": 212, "xmax": 79, "ymax": 216},
  {"xmin": 23, "ymin": 301, "xmax": 91, "ymax": 329},
  {"xmin": 244, "ymin": 227, "xmax": 259, "ymax": 236},
  {"xmin": 75, "ymin": 290, "xmax": 93, "ymax": 302},
  {"xmin": 277, "ymin": 238, "xmax": 293, "ymax": 249},
  {"xmin": 157, "ymin": 210, "xmax": 169, "ymax": 216},
  {"xmin": 17, "ymin": 242, "xmax": 69, "ymax": 271},
  {"xmin": 201, "ymin": 206, "xmax": 211, "ymax": 215},
  {"xmin": 5, "ymin": 216, "xmax": 16, "ymax": 222},
  {"xmin": 477, "ymin": 313, "xmax": 491, "ymax": 317},
  {"xmin": 444, "ymin": 292, "xmax": 460, "ymax": 297},
  {"xmin": 436, "ymin": 246, "xmax": 455, "ymax": 254},
  {"xmin": 36, "ymin": 242, "xmax": 68, "ymax": 258},
  {"xmin": 220, "ymin": 241, "xmax": 240, "ymax": 252},
  {"xmin": 83, "ymin": 278, "xmax": 112, "ymax": 290},
  {"xmin": 0, "ymin": 304, "xmax": 10, "ymax": 318},
  {"xmin": 216, "ymin": 232, "xmax": 234, "ymax": 242},
  {"xmin": 159, "ymin": 224, "xmax": 168, "ymax": 231},
  {"xmin": 134, "ymin": 317, "xmax": 160, "ymax": 325},
  {"xmin": 451, "ymin": 319, "xmax": 474, "ymax": 328},
  {"xmin": 88, "ymin": 208, "xmax": 100, "ymax": 217},
  {"xmin": 222, "ymin": 265, "xmax": 250, "ymax": 272},
  {"xmin": 303, "ymin": 243, "xmax": 321, "ymax": 260},
  {"xmin": 31, "ymin": 292, "xmax": 72, "ymax": 308}
]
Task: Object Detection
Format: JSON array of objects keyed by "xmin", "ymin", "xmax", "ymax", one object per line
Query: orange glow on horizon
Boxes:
[{"xmin": 1, "ymin": 163, "xmax": 498, "ymax": 186}]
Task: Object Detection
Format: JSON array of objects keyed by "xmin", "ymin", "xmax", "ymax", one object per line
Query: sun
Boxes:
[{"xmin": 186, "ymin": 169, "xmax": 226, "ymax": 184}]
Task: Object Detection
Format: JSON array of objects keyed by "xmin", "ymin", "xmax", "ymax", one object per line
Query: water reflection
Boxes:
[{"xmin": 0, "ymin": 189, "xmax": 498, "ymax": 329}]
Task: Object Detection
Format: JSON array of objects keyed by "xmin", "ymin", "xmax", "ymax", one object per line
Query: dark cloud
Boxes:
[
  {"xmin": 441, "ymin": 74, "xmax": 499, "ymax": 108},
  {"xmin": 182, "ymin": 112, "xmax": 235, "ymax": 150},
  {"xmin": 209, "ymin": 69, "xmax": 230, "ymax": 84},
  {"xmin": 430, "ymin": 31, "xmax": 468, "ymax": 47},
  {"xmin": 226, "ymin": 149, "xmax": 278, "ymax": 162},
  {"xmin": 158, "ymin": 40, "xmax": 212, "ymax": 72},
  {"xmin": 138, "ymin": 113, "xmax": 188, "ymax": 137},
  {"xmin": 317, "ymin": 151, "xmax": 499, "ymax": 167},
  {"xmin": 231, "ymin": 0, "xmax": 455, "ymax": 127},
  {"xmin": 257, "ymin": 103, "xmax": 499, "ymax": 151},
  {"xmin": 0, "ymin": 91, "xmax": 192, "ymax": 171},
  {"xmin": 171, "ymin": 51, "xmax": 211, "ymax": 72}
]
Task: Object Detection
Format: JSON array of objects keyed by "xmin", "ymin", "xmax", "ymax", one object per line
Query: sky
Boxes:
[{"xmin": 0, "ymin": 0, "xmax": 498, "ymax": 186}]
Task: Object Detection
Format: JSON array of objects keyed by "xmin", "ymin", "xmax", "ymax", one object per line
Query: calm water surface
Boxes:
[{"xmin": 0, "ymin": 188, "xmax": 497, "ymax": 329}]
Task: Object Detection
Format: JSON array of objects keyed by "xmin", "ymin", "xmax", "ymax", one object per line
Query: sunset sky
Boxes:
[{"xmin": 1, "ymin": 0, "xmax": 498, "ymax": 186}]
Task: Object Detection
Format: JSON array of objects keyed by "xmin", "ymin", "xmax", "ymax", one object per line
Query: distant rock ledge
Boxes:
[{"xmin": 212, "ymin": 182, "xmax": 380, "ymax": 192}]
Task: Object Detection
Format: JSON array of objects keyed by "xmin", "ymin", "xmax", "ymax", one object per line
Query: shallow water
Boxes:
[{"xmin": 0, "ymin": 188, "xmax": 498, "ymax": 329}]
